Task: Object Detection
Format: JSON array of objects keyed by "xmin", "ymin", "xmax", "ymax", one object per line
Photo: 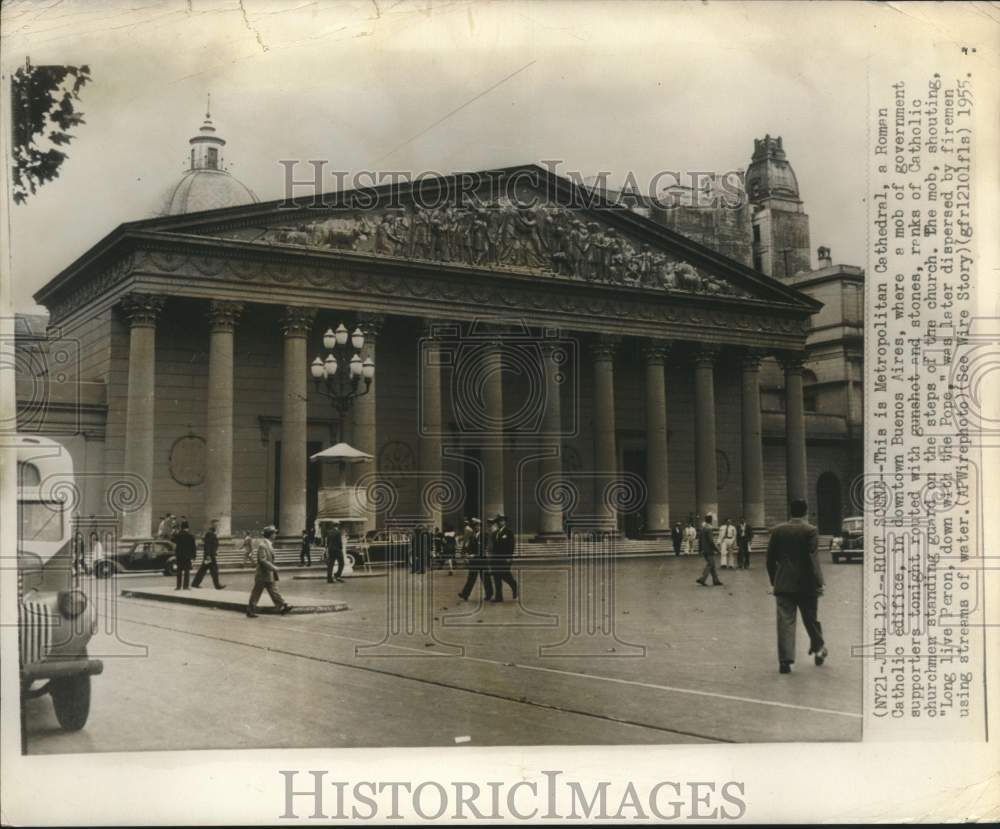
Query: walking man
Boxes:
[
  {"xmin": 767, "ymin": 499, "xmax": 827, "ymax": 673},
  {"xmin": 695, "ymin": 514, "xmax": 723, "ymax": 587},
  {"xmin": 719, "ymin": 518, "xmax": 737, "ymax": 569},
  {"xmin": 192, "ymin": 519, "xmax": 226, "ymax": 589},
  {"xmin": 737, "ymin": 517, "xmax": 754, "ymax": 569},
  {"xmin": 173, "ymin": 520, "xmax": 197, "ymax": 590},
  {"xmin": 671, "ymin": 522, "xmax": 683, "ymax": 556},
  {"xmin": 325, "ymin": 521, "xmax": 345, "ymax": 583},
  {"xmin": 458, "ymin": 518, "xmax": 493, "ymax": 602},
  {"xmin": 247, "ymin": 525, "xmax": 292, "ymax": 617},
  {"xmin": 299, "ymin": 530, "xmax": 312, "ymax": 567},
  {"xmin": 489, "ymin": 513, "xmax": 518, "ymax": 602}
]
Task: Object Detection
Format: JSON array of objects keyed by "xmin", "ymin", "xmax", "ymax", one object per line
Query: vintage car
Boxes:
[
  {"xmin": 17, "ymin": 435, "xmax": 103, "ymax": 732},
  {"xmin": 93, "ymin": 539, "xmax": 178, "ymax": 578},
  {"xmin": 831, "ymin": 515, "xmax": 863, "ymax": 563}
]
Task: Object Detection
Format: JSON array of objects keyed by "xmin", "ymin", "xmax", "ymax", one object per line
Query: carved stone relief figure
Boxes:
[{"xmin": 256, "ymin": 200, "xmax": 753, "ymax": 299}]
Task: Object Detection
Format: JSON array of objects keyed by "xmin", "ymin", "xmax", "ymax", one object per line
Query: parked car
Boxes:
[
  {"xmin": 18, "ymin": 435, "xmax": 103, "ymax": 732},
  {"xmin": 93, "ymin": 539, "xmax": 178, "ymax": 578},
  {"xmin": 831, "ymin": 516, "xmax": 863, "ymax": 563}
]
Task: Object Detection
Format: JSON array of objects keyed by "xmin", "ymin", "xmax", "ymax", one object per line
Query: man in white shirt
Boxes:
[{"xmin": 718, "ymin": 518, "xmax": 737, "ymax": 569}]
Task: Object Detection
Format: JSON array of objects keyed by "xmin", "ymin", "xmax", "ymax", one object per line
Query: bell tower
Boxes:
[{"xmin": 746, "ymin": 135, "xmax": 811, "ymax": 280}]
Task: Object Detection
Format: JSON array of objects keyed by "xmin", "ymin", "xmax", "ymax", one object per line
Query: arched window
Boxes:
[{"xmin": 17, "ymin": 462, "xmax": 40, "ymax": 487}]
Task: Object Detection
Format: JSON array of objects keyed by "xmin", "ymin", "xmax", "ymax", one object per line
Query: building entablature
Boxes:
[{"xmin": 36, "ymin": 165, "xmax": 821, "ymax": 353}]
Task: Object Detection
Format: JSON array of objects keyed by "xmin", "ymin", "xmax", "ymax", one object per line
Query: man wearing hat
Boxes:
[
  {"xmin": 457, "ymin": 518, "xmax": 493, "ymax": 602},
  {"xmin": 489, "ymin": 513, "xmax": 518, "ymax": 602},
  {"xmin": 192, "ymin": 519, "xmax": 226, "ymax": 590},
  {"xmin": 247, "ymin": 525, "xmax": 292, "ymax": 617},
  {"xmin": 325, "ymin": 521, "xmax": 345, "ymax": 584}
]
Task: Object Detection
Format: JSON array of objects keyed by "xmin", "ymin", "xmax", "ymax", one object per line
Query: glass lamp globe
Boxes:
[
  {"xmin": 334, "ymin": 323, "xmax": 349, "ymax": 346},
  {"xmin": 351, "ymin": 327, "xmax": 365, "ymax": 350},
  {"xmin": 322, "ymin": 328, "xmax": 336, "ymax": 350},
  {"xmin": 362, "ymin": 357, "xmax": 375, "ymax": 379},
  {"xmin": 310, "ymin": 357, "xmax": 325, "ymax": 379},
  {"xmin": 324, "ymin": 354, "xmax": 337, "ymax": 376}
]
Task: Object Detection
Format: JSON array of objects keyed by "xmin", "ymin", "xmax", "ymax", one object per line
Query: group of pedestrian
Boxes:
[
  {"xmin": 694, "ymin": 502, "xmax": 828, "ymax": 675},
  {"xmin": 456, "ymin": 513, "xmax": 518, "ymax": 603},
  {"xmin": 172, "ymin": 519, "xmax": 227, "ymax": 591}
]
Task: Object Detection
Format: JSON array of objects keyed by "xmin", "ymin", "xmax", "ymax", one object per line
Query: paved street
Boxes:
[{"xmin": 24, "ymin": 555, "xmax": 862, "ymax": 754}]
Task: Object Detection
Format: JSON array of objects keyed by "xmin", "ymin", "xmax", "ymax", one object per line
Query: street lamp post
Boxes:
[{"xmin": 309, "ymin": 322, "xmax": 376, "ymax": 443}]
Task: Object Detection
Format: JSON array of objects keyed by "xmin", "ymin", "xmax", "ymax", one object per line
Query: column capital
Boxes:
[
  {"xmin": 358, "ymin": 312, "xmax": 386, "ymax": 341},
  {"xmin": 740, "ymin": 347, "xmax": 766, "ymax": 371},
  {"xmin": 588, "ymin": 334, "xmax": 621, "ymax": 361},
  {"xmin": 280, "ymin": 306, "xmax": 315, "ymax": 337},
  {"xmin": 120, "ymin": 293, "xmax": 166, "ymax": 328},
  {"xmin": 777, "ymin": 350, "xmax": 807, "ymax": 372},
  {"xmin": 207, "ymin": 300, "xmax": 244, "ymax": 332},
  {"xmin": 692, "ymin": 343, "xmax": 722, "ymax": 368},
  {"xmin": 641, "ymin": 339, "xmax": 673, "ymax": 365}
]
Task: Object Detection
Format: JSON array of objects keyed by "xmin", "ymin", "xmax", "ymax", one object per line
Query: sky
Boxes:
[{"xmin": 1, "ymin": 0, "xmax": 990, "ymax": 312}]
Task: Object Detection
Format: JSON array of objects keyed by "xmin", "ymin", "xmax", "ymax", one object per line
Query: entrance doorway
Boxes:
[
  {"xmin": 816, "ymin": 471, "xmax": 842, "ymax": 534},
  {"xmin": 460, "ymin": 450, "xmax": 482, "ymax": 521},
  {"xmin": 622, "ymin": 447, "xmax": 646, "ymax": 538}
]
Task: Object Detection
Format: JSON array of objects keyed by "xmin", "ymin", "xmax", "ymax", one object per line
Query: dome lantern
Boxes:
[{"xmin": 158, "ymin": 96, "xmax": 259, "ymax": 216}]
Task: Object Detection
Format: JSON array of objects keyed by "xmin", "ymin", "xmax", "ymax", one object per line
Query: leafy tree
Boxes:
[{"xmin": 11, "ymin": 59, "xmax": 91, "ymax": 204}]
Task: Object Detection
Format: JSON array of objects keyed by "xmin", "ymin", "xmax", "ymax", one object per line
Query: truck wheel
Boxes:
[{"xmin": 50, "ymin": 673, "xmax": 91, "ymax": 731}]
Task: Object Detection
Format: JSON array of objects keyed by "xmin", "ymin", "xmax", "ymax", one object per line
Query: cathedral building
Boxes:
[{"xmin": 15, "ymin": 111, "xmax": 863, "ymax": 544}]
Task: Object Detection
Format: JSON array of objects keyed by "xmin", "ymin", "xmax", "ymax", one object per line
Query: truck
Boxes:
[{"xmin": 16, "ymin": 435, "xmax": 103, "ymax": 732}]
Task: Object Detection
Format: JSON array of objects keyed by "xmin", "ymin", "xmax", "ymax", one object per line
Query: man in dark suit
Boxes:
[
  {"xmin": 489, "ymin": 513, "xmax": 518, "ymax": 602},
  {"xmin": 326, "ymin": 522, "xmax": 345, "ymax": 583},
  {"xmin": 457, "ymin": 518, "xmax": 493, "ymax": 602},
  {"xmin": 766, "ymin": 499, "xmax": 827, "ymax": 673},
  {"xmin": 671, "ymin": 523, "xmax": 683, "ymax": 556},
  {"xmin": 299, "ymin": 530, "xmax": 312, "ymax": 567},
  {"xmin": 192, "ymin": 519, "xmax": 226, "ymax": 589},
  {"xmin": 695, "ymin": 513, "xmax": 723, "ymax": 586},
  {"xmin": 247, "ymin": 525, "xmax": 292, "ymax": 617},
  {"xmin": 736, "ymin": 517, "xmax": 754, "ymax": 569},
  {"xmin": 173, "ymin": 520, "xmax": 197, "ymax": 590}
]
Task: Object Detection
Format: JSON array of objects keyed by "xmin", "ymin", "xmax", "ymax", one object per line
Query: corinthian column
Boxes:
[
  {"xmin": 590, "ymin": 335, "xmax": 620, "ymax": 533},
  {"xmin": 536, "ymin": 339, "xmax": 565, "ymax": 540},
  {"xmin": 643, "ymin": 340, "xmax": 672, "ymax": 537},
  {"xmin": 120, "ymin": 293, "xmax": 165, "ymax": 540},
  {"xmin": 279, "ymin": 306, "xmax": 315, "ymax": 536},
  {"xmin": 204, "ymin": 300, "xmax": 243, "ymax": 537},
  {"xmin": 693, "ymin": 345, "xmax": 719, "ymax": 522},
  {"xmin": 479, "ymin": 333, "xmax": 505, "ymax": 522},
  {"xmin": 781, "ymin": 351, "xmax": 809, "ymax": 507},
  {"xmin": 740, "ymin": 349, "xmax": 766, "ymax": 528},
  {"xmin": 353, "ymin": 312, "xmax": 384, "ymax": 533},
  {"xmin": 419, "ymin": 320, "xmax": 443, "ymax": 528}
]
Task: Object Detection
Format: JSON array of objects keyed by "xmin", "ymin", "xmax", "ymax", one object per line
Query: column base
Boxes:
[{"xmin": 642, "ymin": 529, "xmax": 673, "ymax": 540}]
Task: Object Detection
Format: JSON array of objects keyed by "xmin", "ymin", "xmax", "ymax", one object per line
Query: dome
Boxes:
[
  {"xmin": 161, "ymin": 168, "xmax": 258, "ymax": 215},
  {"xmin": 745, "ymin": 134, "xmax": 800, "ymax": 203},
  {"xmin": 157, "ymin": 97, "xmax": 259, "ymax": 216}
]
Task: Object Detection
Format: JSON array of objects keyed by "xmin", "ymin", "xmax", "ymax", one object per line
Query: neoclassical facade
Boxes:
[{"xmin": 27, "ymin": 164, "xmax": 829, "ymax": 540}]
